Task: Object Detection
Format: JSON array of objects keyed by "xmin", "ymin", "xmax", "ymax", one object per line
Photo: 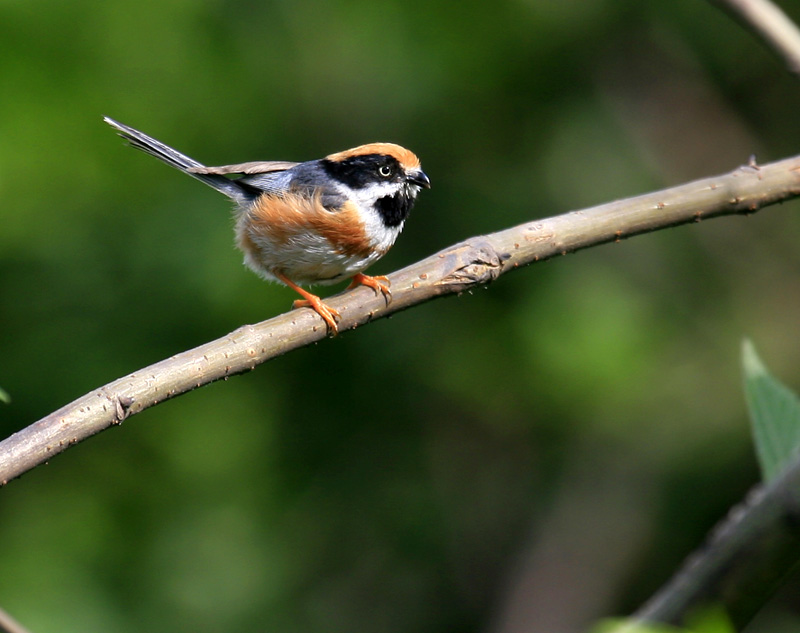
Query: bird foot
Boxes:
[
  {"xmin": 291, "ymin": 296, "xmax": 341, "ymax": 335},
  {"xmin": 347, "ymin": 273, "xmax": 392, "ymax": 304}
]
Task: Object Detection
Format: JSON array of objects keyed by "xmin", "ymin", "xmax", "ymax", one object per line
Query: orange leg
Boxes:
[
  {"xmin": 347, "ymin": 272, "xmax": 392, "ymax": 304},
  {"xmin": 274, "ymin": 272, "xmax": 341, "ymax": 335}
]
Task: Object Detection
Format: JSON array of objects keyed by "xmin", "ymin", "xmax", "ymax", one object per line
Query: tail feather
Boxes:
[{"xmin": 104, "ymin": 117, "xmax": 250, "ymax": 203}]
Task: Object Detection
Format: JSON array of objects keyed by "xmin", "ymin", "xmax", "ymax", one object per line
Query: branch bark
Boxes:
[
  {"xmin": 709, "ymin": 0, "xmax": 800, "ymax": 76},
  {"xmin": 2, "ymin": 155, "xmax": 800, "ymax": 486}
]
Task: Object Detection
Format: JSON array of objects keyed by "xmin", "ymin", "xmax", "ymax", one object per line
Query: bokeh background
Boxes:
[{"xmin": 2, "ymin": 1, "xmax": 800, "ymax": 632}]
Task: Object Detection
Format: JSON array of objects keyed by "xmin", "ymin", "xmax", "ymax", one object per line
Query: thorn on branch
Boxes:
[{"xmin": 742, "ymin": 154, "xmax": 764, "ymax": 180}]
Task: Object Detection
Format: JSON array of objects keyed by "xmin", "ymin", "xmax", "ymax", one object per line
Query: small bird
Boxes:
[{"xmin": 104, "ymin": 117, "xmax": 430, "ymax": 334}]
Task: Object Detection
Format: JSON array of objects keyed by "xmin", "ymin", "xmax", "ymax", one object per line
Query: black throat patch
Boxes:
[{"xmin": 375, "ymin": 191, "xmax": 414, "ymax": 228}]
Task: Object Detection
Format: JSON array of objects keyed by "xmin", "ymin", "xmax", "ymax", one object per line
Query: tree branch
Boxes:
[
  {"xmin": 709, "ymin": 0, "xmax": 800, "ymax": 76},
  {"xmin": 2, "ymin": 155, "xmax": 800, "ymax": 486},
  {"xmin": 634, "ymin": 449, "xmax": 800, "ymax": 629}
]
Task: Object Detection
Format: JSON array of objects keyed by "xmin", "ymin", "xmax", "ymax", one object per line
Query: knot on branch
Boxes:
[
  {"xmin": 102, "ymin": 390, "xmax": 135, "ymax": 424},
  {"xmin": 438, "ymin": 240, "xmax": 505, "ymax": 289}
]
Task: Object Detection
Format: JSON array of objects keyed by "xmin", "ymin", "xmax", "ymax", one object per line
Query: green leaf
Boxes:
[
  {"xmin": 684, "ymin": 605, "xmax": 735, "ymax": 633},
  {"xmin": 590, "ymin": 608, "xmax": 735, "ymax": 633},
  {"xmin": 0, "ymin": 387, "xmax": 9, "ymax": 404},
  {"xmin": 742, "ymin": 339, "xmax": 800, "ymax": 482}
]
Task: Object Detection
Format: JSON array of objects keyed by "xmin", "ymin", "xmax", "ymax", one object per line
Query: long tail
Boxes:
[{"xmin": 104, "ymin": 117, "xmax": 251, "ymax": 203}]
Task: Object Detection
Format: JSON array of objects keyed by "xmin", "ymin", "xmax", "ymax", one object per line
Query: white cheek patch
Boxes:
[{"xmin": 350, "ymin": 181, "xmax": 401, "ymax": 206}]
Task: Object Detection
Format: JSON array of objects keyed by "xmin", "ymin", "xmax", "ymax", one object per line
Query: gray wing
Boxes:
[
  {"xmin": 189, "ymin": 161, "xmax": 300, "ymax": 196},
  {"xmin": 190, "ymin": 158, "xmax": 346, "ymax": 209},
  {"xmin": 188, "ymin": 160, "xmax": 300, "ymax": 175}
]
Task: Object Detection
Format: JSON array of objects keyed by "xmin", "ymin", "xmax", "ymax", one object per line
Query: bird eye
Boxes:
[{"xmin": 378, "ymin": 165, "xmax": 393, "ymax": 178}]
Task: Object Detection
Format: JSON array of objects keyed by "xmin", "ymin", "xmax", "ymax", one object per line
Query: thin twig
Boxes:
[
  {"xmin": 0, "ymin": 607, "xmax": 33, "ymax": 633},
  {"xmin": 709, "ymin": 0, "xmax": 800, "ymax": 75},
  {"xmin": 2, "ymin": 154, "xmax": 800, "ymax": 487}
]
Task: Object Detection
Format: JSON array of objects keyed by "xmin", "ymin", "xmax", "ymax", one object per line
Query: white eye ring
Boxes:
[{"xmin": 378, "ymin": 165, "xmax": 393, "ymax": 178}]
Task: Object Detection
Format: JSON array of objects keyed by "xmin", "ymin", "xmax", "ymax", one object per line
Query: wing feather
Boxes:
[{"xmin": 189, "ymin": 160, "xmax": 300, "ymax": 176}]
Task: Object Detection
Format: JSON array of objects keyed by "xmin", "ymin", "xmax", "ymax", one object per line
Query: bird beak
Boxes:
[{"xmin": 407, "ymin": 169, "xmax": 431, "ymax": 189}]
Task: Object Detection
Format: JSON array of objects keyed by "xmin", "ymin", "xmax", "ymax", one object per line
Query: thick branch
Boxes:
[
  {"xmin": 710, "ymin": 0, "xmax": 800, "ymax": 76},
  {"xmin": 2, "ymin": 155, "xmax": 800, "ymax": 486}
]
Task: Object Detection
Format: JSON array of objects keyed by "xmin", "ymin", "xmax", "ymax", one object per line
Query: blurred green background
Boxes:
[{"xmin": 2, "ymin": 1, "xmax": 800, "ymax": 632}]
